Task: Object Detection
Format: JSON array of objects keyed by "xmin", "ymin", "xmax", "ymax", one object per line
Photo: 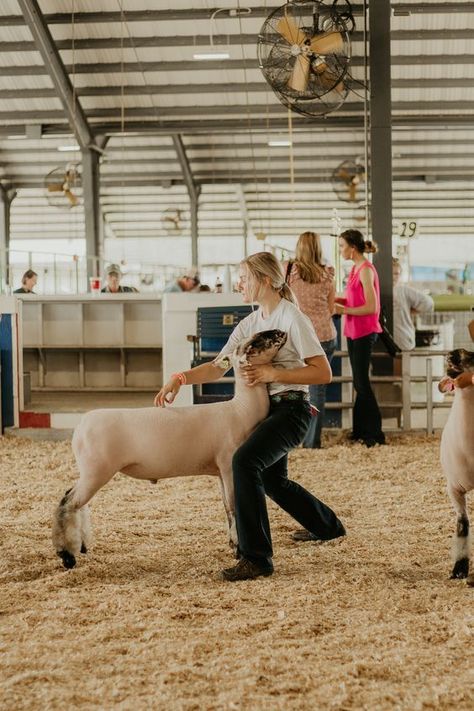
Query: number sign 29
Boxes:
[{"xmin": 399, "ymin": 221, "xmax": 417, "ymax": 238}]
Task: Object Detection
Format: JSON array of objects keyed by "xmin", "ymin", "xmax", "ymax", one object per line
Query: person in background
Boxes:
[
  {"xmin": 283, "ymin": 231, "xmax": 338, "ymax": 449},
  {"xmin": 14, "ymin": 269, "xmax": 38, "ymax": 294},
  {"xmin": 334, "ymin": 229, "xmax": 385, "ymax": 448},
  {"xmin": 163, "ymin": 269, "xmax": 200, "ymax": 293},
  {"xmin": 155, "ymin": 251, "xmax": 345, "ymax": 581},
  {"xmin": 101, "ymin": 264, "xmax": 137, "ymax": 293},
  {"xmin": 198, "ymin": 284, "xmax": 211, "ymax": 292},
  {"xmin": 392, "ymin": 258, "xmax": 434, "ymax": 351}
]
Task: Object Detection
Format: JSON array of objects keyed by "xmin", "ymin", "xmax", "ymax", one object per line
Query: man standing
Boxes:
[
  {"xmin": 14, "ymin": 269, "xmax": 38, "ymax": 294},
  {"xmin": 101, "ymin": 264, "xmax": 137, "ymax": 293},
  {"xmin": 393, "ymin": 258, "xmax": 434, "ymax": 350},
  {"xmin": 163, "ymin": 269, "xmax": 200, "ymax": 293}
]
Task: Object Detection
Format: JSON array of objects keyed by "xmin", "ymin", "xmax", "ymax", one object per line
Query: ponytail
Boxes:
[
  {"xmin": 278, "ymin": 282, "xmax": 298, "ymax": 306},
  {"xmin": 340, "ymin": 229, "xmax": 378, "ymax": 255},
  {"xmin": 364, "ymin": 240, "xmax": 378, "ymax": 254}
]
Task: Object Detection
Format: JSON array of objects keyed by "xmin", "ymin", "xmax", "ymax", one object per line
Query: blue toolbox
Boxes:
[{"xmin": 191, "ymin": 305, "xmax": 252, "ymax": 404}]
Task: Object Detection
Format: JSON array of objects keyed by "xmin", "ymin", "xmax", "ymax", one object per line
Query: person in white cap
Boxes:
[
  {"xmin": 101, "ymin": 264, "xmax": 137, "ymax": 293},
  {"xmin": 163, "ymin": 268, "xmax": 200, "ymax": 293}
]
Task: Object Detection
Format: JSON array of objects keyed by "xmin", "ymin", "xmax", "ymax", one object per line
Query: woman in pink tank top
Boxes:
[{"xmin": 334, "ymin": 229, "xmax": 385, "ymax": 447}]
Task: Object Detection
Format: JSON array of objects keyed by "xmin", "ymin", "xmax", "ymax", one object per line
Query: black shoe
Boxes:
[
  {"xmin": 291, "ymin": 524, "xmax": 346, "ymax": 543},
  {"xmin": 221, "ymin": 557, "xmax": 274, "ymax": 582}
]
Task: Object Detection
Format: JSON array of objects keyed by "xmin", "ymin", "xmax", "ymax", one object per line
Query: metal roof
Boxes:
[{"xmin": 0, "ymin": 0, "xmax": 473, "ymax": 260}]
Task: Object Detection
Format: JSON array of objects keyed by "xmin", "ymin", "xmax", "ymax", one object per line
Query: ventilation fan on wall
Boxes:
[
  {"xmin": 331, "ymin": 159, "xmax": 365, "ymax": 203},
  {"xmin": 257, "ymin": 0, "xmax": 354, "ymax": 118},
  {"xmin": 44, "ymin": 163, "xmax": 81, "ymax": 209},
  {"xmin": 161, "ymin": 208, "xmax": 186, "ymax": 235}
]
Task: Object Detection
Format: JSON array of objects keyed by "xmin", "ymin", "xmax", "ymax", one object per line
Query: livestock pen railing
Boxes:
[{"xmin": 325, "ymin": 348, "xmax": 451, "ymax": 435}]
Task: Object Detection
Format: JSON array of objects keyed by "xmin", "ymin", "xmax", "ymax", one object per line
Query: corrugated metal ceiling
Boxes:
[{"xmin": 0, "ymin": 0, "xmax": 473, "ymax": 255}]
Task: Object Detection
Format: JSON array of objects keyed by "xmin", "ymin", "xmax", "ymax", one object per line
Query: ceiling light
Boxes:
[
  {"xmin": 268, "ymin": 140, "xmax": 292, "ymax": 147},
  {"xmin": 7, "ymin": 134, "xmax": 26, "ymax": 140},
  {"xmin": 58, "ymin": 145, "xmax": 80, "ymax": 152},
  {"xmin": 193, "ymin": 52, "xmax": 230, "ymax": 60}
]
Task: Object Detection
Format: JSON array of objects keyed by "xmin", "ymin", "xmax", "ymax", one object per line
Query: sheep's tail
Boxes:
[{"xmin": 52, "ymin": 487, "xmax": 92, "ymax": 569}]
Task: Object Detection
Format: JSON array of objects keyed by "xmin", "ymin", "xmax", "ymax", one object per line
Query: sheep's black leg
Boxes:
[{"xmin": 451, "ymin": 515, "xmax": 470, "ymax": 579}]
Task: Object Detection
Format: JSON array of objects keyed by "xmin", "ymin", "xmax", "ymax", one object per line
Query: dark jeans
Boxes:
[
  {"xmin": 232, "ymin": 399, "xmax": 345, "ymax": 568},
  {"xmin": 303, "ymin": 337, "xmax": 338, "ymax": 448},
  {"xmin": 346, "ymin": 333, "xmax": 385, "ymax": 443}
]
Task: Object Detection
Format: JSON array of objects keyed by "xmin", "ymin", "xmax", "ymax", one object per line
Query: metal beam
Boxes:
[
  {"xmin": 3, "ymin": 28, "xmax": 474, "ymax": 53},
  {"xmin": 81, "ymin": 149, "xmax": 101, "ymax": 283},
  {"xmin": 369, "ymin": 0, "xmax": 393, "ymax": 333},
  {"xmin": 0, "ymin": 185, "xmax": 17, "ymax": 290},
  {"xmin": 172, "ymin": 135, "xmax": 200, "ymax": 265},
  {"xmin": 16, "ymin": 0, "xmax": 94, "ymax": 151},
  {"xmin": 5, "ymin": 76, "xmax": 474, "ymax": 102},
  {"xmin": 2, "ymin": 4, "xmax": 473, "ymax": 26},
  {"xmin": 3, "ymin": 53, "xmax": 474, "ymax": 77}
]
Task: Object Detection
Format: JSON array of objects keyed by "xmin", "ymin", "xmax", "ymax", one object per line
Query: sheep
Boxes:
[
  {"xmin": 438, "ymin": 348, "xmax": 474, "ymax": 581},
  {"xmin": 52, "ymin": 329, "xmax": 287, "ymax": 569}
]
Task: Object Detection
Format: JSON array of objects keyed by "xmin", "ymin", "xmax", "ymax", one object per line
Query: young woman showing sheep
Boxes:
[
  {"xmin": 157, "ymin": 251, "xmax": 345, "ymax": 582},
  {"xmin": 52, "ymin": 328, "xmax": 287, "ymax": 569}
]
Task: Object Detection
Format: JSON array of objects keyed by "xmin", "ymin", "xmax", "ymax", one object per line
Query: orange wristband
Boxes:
[{"xmin": 171, "ymin": 372, "xmax": 187, "ymax": 385}]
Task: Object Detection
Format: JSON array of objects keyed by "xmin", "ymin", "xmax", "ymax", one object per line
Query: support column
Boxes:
[
  {"xmin": 81, "ymin": 149, "xmax": 101, "ymax": 283},
  {"xmin": 172, "ymin": 135, "xmax": 201, "ymax": 266},
  {"xmin": 190, "ymin": 193, "xmax": 199, "ymax": 267},
  {"xmin": 369, "ymin": 0, "xmax": 393, "ymax": 331},
  {"xmin": 0, "ymin": 186, "xmax": 16, "ymax": 291}
]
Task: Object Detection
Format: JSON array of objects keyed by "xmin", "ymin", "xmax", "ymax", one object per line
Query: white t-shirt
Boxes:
[
  {"xmin": 217, "ymin": 298, "xmax": 324, "ymax": 396},
  {"xmin": 393, "ymin": 284, "xmax": 434, "ymax": 350}
]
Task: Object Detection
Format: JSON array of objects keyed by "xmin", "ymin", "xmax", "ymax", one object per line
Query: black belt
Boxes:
[{"xmin": 269, "ymin": 390, "xmax": 310, "ymax": 404}]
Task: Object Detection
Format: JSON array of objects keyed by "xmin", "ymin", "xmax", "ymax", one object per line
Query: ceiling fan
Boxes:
[
  {"xmin": 257, "ymin": 0, "xmax": 354, "ymax": 118},
  {"xmin": 44, "ymin": 163, "xmax": 81, "ymax": 209},
  {"xmin": 332, "ymin": 159, "xmax": 365, "ymax": 203}
]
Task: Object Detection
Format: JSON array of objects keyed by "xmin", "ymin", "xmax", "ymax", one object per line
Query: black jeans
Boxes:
[
  {"xmin": 232, "ymin": 399, "xmax": 345, "ymax": 568},
  {"xmin": 346, "ymin": 333, "xmax": 384, "ymax": 443}
]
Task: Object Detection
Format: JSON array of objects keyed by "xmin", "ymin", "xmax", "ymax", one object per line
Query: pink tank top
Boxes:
[{"xmin": 343, "ymin": 261, "xmax": 382, "ymax": 340}]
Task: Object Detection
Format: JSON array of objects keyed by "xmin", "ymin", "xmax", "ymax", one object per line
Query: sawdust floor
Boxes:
[{"xmin": 0, "ymin": 433, "xmax": 472, "ymax": 711}]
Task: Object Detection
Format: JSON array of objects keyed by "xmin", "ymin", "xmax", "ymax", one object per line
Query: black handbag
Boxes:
[{"xmin": 378, "ymin": 307, "xmax": 402, "ymax": 357}]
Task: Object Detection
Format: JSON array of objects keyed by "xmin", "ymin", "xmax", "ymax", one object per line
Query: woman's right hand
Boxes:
[{"xmin": 154, "ymin": 378, "xmax": 181, "ymax": 407}]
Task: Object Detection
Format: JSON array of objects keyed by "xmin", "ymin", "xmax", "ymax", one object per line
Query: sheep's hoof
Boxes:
[
  {"xmin": 80, "ymin": 543, "xmax": 88, "ymax": 554},
  {"xmin": 58, "ymin": 550, "xmax": 76, "ymax": 569},
  {"xmin": 450, "ymin": 558, "xmax": 469, "ymax": 579}
]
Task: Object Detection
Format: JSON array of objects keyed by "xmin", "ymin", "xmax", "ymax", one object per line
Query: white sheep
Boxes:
[
  {"xmin": 52, "ymin": 329, "xmax": 287, "ymax": 568},
  {"xmin": 439, "ymin": 348, "xmax": 474, "ymax": 581}
]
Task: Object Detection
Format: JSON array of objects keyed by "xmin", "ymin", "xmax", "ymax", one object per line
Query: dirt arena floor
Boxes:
[{"xmin": 1, "ymin": 433, "xmax": 473, "ymax": 710}]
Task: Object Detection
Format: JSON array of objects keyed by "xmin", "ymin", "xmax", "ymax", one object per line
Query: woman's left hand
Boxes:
[
  {"xmin": 241, "ymin": 364, "xmax": 275, "ymax": 386},
  {"xmin": 334, "ymin": 302, "xmax": 345, "ymax": 315}
]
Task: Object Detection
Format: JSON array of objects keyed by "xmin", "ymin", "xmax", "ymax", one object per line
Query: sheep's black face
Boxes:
[
  {"xmin": 236, "ymin": 329, "xmax": 287, "ymax": 365},
  {"xmin": 446, "ymin": 348, "xmax": 474, "ymax": 378}
]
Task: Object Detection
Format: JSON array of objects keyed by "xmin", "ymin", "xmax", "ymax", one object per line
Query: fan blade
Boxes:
[
  {"xmin": 317, "ymin": 65, "xmax": 346, "ymax": 94},
  {"xmin": 64, "ymin": 189, "xmax": 79, "ymax": 206},
  {"xmin": 276, "ymin": 15, "xmax": 307, "ymax": 46},
  {"xmin": 348, "ymin": 183, "xmax": 357, "ymax": 202},
  {"xmin": 288, "ymin": 55, "xmax": 310, "ymax": 92},
  {"xmin": 337, "ymin": 169, "xmax": 351, "ymax": 181},
  {"xmin": 310, "ymin": 31, "xmax": 343, "ymax": 55},
  {"xmin": 47, "ymin": 183, "xmax": 65, "ymax": 192}
]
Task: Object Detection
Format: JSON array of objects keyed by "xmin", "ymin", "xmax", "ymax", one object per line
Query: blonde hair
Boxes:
[
  {"xmin": 294, "ymin": 231, "xmax": 326, "ymax": 283},
  {"xmin": 241, "ymin": 252, "xmax": 297, "ymax": 305}
]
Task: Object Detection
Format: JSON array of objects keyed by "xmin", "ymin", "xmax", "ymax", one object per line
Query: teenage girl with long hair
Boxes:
[
  {"xmin": 155, "ymin": 251, "xmax": 345, "ymax": 581},
  {"xmin": 283, "ymin": 231, "xmax": 338, "ymax": 449},
  {"xmin": 334, "ymin": 229, "xmax": 385, "ymax": 447}
]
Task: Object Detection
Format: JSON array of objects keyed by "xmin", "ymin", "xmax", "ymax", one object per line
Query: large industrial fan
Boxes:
[
  {"xmin": 44, "ymin": 163, "xmax": 81, "ymax": 209},
  {"xmin": 161, "ymin": 208, "xmax": 187, "ymax": 235},
  {"xmin": 257, "ymin": 0, "xmax": 354, "ymax": 118},
  {"xmin": 331, "ymin": 159, "xmax": 365, "ymax": 203}
]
